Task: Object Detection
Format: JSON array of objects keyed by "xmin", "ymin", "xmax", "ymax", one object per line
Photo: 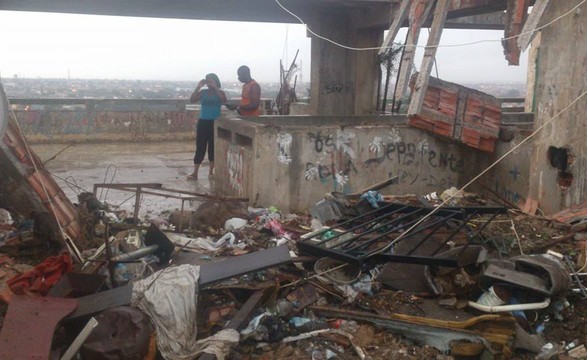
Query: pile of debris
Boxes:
[{"xmin": 1, "ymin": 188, "xmax": 587, "ymax": 360}]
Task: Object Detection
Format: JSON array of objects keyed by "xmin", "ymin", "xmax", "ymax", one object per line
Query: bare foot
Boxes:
[{"xmin": 187, "ymin": 173, "xmax": 198, "ymax": 180}]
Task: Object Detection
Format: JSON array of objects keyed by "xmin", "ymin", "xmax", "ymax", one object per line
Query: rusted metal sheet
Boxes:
[
  {"xmin": 0, "ymin": 295, "xmax": 78, "ymax": 359},
  {"xmin": 408, "ymin": 75, "xmax": 502, "ymax": 152},
  {"xmin": 0, "ymin": 84, "xmax": 83, "ymax": 246}
]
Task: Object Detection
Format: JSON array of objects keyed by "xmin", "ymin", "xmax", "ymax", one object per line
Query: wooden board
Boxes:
[{"xmin": 67, "ymin": 246, "xmax": 291, "ymax": 321}]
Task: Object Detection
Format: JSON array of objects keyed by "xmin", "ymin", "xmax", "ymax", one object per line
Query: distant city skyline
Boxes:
[{"xmin": 0, "ymin": 10, "xmax": 528, "ymax": 84}]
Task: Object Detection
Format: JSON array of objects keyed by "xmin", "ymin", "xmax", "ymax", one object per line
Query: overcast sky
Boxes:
[{"xmin": 0, "ymin": 10, "xmax": 528, "ymax": 84}]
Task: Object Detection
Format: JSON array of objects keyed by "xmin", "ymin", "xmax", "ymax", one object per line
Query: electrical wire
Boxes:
[{"xmin": 274, "ymin": 0, "xmax": 586, "ymax": 51}]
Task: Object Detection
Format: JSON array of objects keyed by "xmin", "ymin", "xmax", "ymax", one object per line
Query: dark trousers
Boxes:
[{"xmin": 194, "ymin": 120, "xmax": 214, "ymax": 164}]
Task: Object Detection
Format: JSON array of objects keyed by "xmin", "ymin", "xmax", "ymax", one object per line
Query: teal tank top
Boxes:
[{"xmin": 200, "ymin": 89, "xmax": 222, "ymax": 120}]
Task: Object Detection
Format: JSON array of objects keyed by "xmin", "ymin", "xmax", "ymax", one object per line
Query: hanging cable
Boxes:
[{"xmin": 274, "ymin": 0, "xmax": 586, "ymax": 51}]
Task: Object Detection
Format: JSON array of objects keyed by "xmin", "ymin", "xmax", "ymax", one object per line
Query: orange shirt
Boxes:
[{"xmin": 240, "ymin": 80, "xmax": 261, "ymax": 116}]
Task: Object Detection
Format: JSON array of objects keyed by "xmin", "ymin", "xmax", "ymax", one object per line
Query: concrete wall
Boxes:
[
  {"xmin": 470, "ymin": 118, "xmax": 534, "ymax": 207},
  {"xmin": 528, "ymin": 0, "xmax": 587, "ymax": 214},
  {"xmin": 215, "ymin": 115, "xmax": 475, "ymax": 211},
  {"xmin": 10, "ymin": 99, "xmax": 199, "ymax": 143}
]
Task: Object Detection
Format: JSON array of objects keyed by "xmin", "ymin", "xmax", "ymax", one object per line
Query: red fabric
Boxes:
[{"xmin": 7, "ymin": 252, "xmax": 73, "ymax": 296}]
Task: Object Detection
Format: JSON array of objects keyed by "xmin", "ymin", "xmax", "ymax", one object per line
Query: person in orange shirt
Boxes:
[{"xmin": 227, "ymin": 65, "xmax": 261, "ymax": 116}]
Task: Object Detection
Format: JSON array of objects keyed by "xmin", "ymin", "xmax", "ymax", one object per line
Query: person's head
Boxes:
[
  {"xmin": 205, "ymin": 73, "xmax": 221, "ymax": 88},
  {"xmin": 237, "ymin": 65, "xmax": 252, "ymax": 83}
]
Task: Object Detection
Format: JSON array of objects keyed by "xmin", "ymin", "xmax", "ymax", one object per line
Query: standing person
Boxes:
[
  {"xmin": 188, "ymin": 73, "xmax": 226, "ymax": 180},
  {"xmin": 227, "ymin": 65, "xmax": 261, "ymax": 116}
]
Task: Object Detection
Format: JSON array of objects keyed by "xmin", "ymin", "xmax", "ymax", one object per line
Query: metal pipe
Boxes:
[
  {"xmin": 112, "ymin": 244, "xmax": 159, "ymax": 262},
  {"xmin": 467, "ymin": 298, "xmax": 550, "ymax": 313}
]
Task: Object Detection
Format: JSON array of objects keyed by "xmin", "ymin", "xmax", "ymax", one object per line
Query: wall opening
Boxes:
[{"xmin": 547, "ymin": 146, "xmax": 573, "ymax": 187}]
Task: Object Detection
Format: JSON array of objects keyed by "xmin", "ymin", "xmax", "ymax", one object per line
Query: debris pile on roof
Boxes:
[{"xmin": 0, "ymin": 185, "xmax": 586, "ymax": 360}]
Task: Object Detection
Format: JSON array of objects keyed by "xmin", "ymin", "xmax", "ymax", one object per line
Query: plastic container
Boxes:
[{"xmin": 476, "ymin": 286, "xmax": 505, "ymax": 306}]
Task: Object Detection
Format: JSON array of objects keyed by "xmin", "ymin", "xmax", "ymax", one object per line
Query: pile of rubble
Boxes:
[{"xmin": 1, "ymin": 188, "xmax": 587, "ymax": 360}]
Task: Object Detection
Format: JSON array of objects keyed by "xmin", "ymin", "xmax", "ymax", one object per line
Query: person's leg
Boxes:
[
  {"xmin": 189, "ymin": 121, "xmax": 207, "ymax": 179},
  {"xmin": 208, "ymin": 122, "xmax": 215, "ymax": 177}
]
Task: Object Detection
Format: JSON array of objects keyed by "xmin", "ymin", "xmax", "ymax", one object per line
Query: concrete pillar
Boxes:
[
  {"xmin": 308, "ymin": 9, "xmax": 382, "ymax": 115},
  {"xmin": 524, "ymin": 32, "xmax": 540, "ymax": 113},
  {"xmin": 528, "ymin": 0, "xmax": 587, "ymax": 214}
]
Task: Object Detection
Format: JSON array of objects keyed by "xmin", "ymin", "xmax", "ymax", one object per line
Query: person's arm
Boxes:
[
  {"xmin": 206, "ymin": 81, "xmax": 227, "ymax": 103},
  {"xmin": 237, "ymin": 83, "xmax": 261, "ymax": 112},
  {"xmin": 190, "ymin": 79, "xmax": 207, "ymax": 103}
]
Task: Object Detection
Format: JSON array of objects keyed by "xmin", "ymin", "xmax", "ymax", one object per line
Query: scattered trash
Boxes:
[{"xmin": 1, "ymin": 182, "xmax": 587, "ymax": 360}]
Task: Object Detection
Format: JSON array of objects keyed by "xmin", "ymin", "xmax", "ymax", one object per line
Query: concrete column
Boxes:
[
  {"xmin": 352, "ymin": 29, "xmax": 383, "ymax": 115},
  {"xmin": 528, "ymin": 0, "xmax": 587, "ymax": 214},
  {"xmin": 308, "ymin": 10, "xmax": 381, "ymax": 115}
]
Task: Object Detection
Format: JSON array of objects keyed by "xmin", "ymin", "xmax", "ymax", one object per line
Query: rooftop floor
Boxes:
[{"xmin": 31, "ymin": 141, "xmax": 213, "ymax": 217}]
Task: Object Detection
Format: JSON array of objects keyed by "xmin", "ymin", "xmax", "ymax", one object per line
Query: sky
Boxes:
[{"xmin": 0, "ymin": 10, "xmax": 528, "ymax": 84}]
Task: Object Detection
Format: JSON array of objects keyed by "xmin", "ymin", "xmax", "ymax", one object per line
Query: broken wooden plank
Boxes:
[
  {"xmin": 407, "ymin": 0, "xmax": 451, "ymax": 116},
  {"xmin": 310, "ymin": 306, "xmax": 516, "ymax": 355},
  {"xmin": 503, "ymin": 0, "xmax": 530, "ymax": 65},
  {"xmin": 67, "ymin": 246, "xmax": 291, "ymax": 321},
  {"xmin": 378, "ymin": 0, "xmax": 412, "ymax": 55},
  {"xmin": 394, "ymin": 0, "xmax": 435, "ymax": 105},
  {"xmin": 517, "ymin": 0, "xmax": 550, "ymax": 51},
  {"xmin": 199, "ymin": 289, "xmax": 266, "ymax": 360}
]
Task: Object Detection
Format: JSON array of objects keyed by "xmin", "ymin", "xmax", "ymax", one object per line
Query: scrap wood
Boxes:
[
  {"xmin": 282, "ymin": 329, "xmax": 366, "ymax": 360},
  {"xmin": 199, "ymin": 290, "xmax": 266, "ymax": 360},
  {"xmin": 67, "ymin": 245, "xmax": 291, "ymax": 321},
  {"xmin": 520, "ymin": 197, "xmax": 539, "ymax": 216},
  {"xmin": 531, "ymin": 233, "xmax": 575, "ymax": 253},
  {"xmin": 310, "ymin": 306, "xmax": 515, "ymax": 355}
]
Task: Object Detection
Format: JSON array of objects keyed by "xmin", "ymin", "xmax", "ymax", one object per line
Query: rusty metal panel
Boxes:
[
  {"xmin": 0, "ymin": 295, "xmax": 78, "ymax": 359},
  {"xmin": 0, "ymin": 84, "xmax": 83, "ymax": 245}
]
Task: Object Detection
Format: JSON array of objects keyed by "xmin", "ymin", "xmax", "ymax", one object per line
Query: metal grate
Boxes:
[{"xmin": 298, "ymin": 202, "xmax": 506, "ymax": 268}]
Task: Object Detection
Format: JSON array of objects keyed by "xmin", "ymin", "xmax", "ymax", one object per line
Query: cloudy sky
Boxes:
[{"xmin": 0, "ymin": 10, "xmax": 528, "ymax": 84}]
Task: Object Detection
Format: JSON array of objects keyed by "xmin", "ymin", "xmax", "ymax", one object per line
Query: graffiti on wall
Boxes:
[
  {"xmin": 322, "ymin": 80, "xmax": 355, "ymax": 95},
  {"xmin": 304, "ymin": 128, "xmax": 465, "ymax": 193},
  {"xmin": 277, "ymin": 133, "xmax": 293, "ymax": 165},
  {"xmin": 227, "ymin": 146, "xmax": 244, "ymax": 194},
  {"xmin": 492, "ymin": 165, "xmax": 524, "ymax": 204},
  {"xmin": 305, "ymin": 130, "xmax": 360, "ymax": 192}
]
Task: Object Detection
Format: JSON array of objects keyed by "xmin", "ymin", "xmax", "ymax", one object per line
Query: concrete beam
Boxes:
[
  {"xmin": 444, "ymin": 12, "xmax": 505, "ymax": 30},
  {"xmin": 394, "ymin": 0, "xmax": 436, "ymax": 105},
  {"xmin": 0, "ymin": 0, "xmax": 392, "ymax": 24},
  {"xmin": 354, "ymin": 0, "xmax": 512, "ymax": 29}
]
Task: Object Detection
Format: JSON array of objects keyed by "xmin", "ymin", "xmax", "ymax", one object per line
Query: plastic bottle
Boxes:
[
  {"xmin": 330, "ymin": 319, "xmax": 358, "ymax": 333},
  {"xmin": 269, "ymin": 299, "xmax": 293, "ymax": 318},
  {"xmin": 289, "ymin": 317, "xmax": 329, "ymax": 332}
]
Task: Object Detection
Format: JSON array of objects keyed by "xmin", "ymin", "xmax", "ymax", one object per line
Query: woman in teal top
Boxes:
[{"xmin": 188, "ymin": 73, "xmax": 226, "ymax": 179}]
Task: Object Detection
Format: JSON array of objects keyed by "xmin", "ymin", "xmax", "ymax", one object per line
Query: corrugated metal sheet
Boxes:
[
  {"xmin": 0, "ymin": 84, "xmax": 82, "ymax": 245},
  {"xmin": 408, "ymin": 75, "xmax": 502, "ymax": 152}
]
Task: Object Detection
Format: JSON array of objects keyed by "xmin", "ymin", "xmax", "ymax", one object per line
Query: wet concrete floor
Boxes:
[{"xmin": 32, "ymin": 141, "xmax": 214, "ymax": 218}]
